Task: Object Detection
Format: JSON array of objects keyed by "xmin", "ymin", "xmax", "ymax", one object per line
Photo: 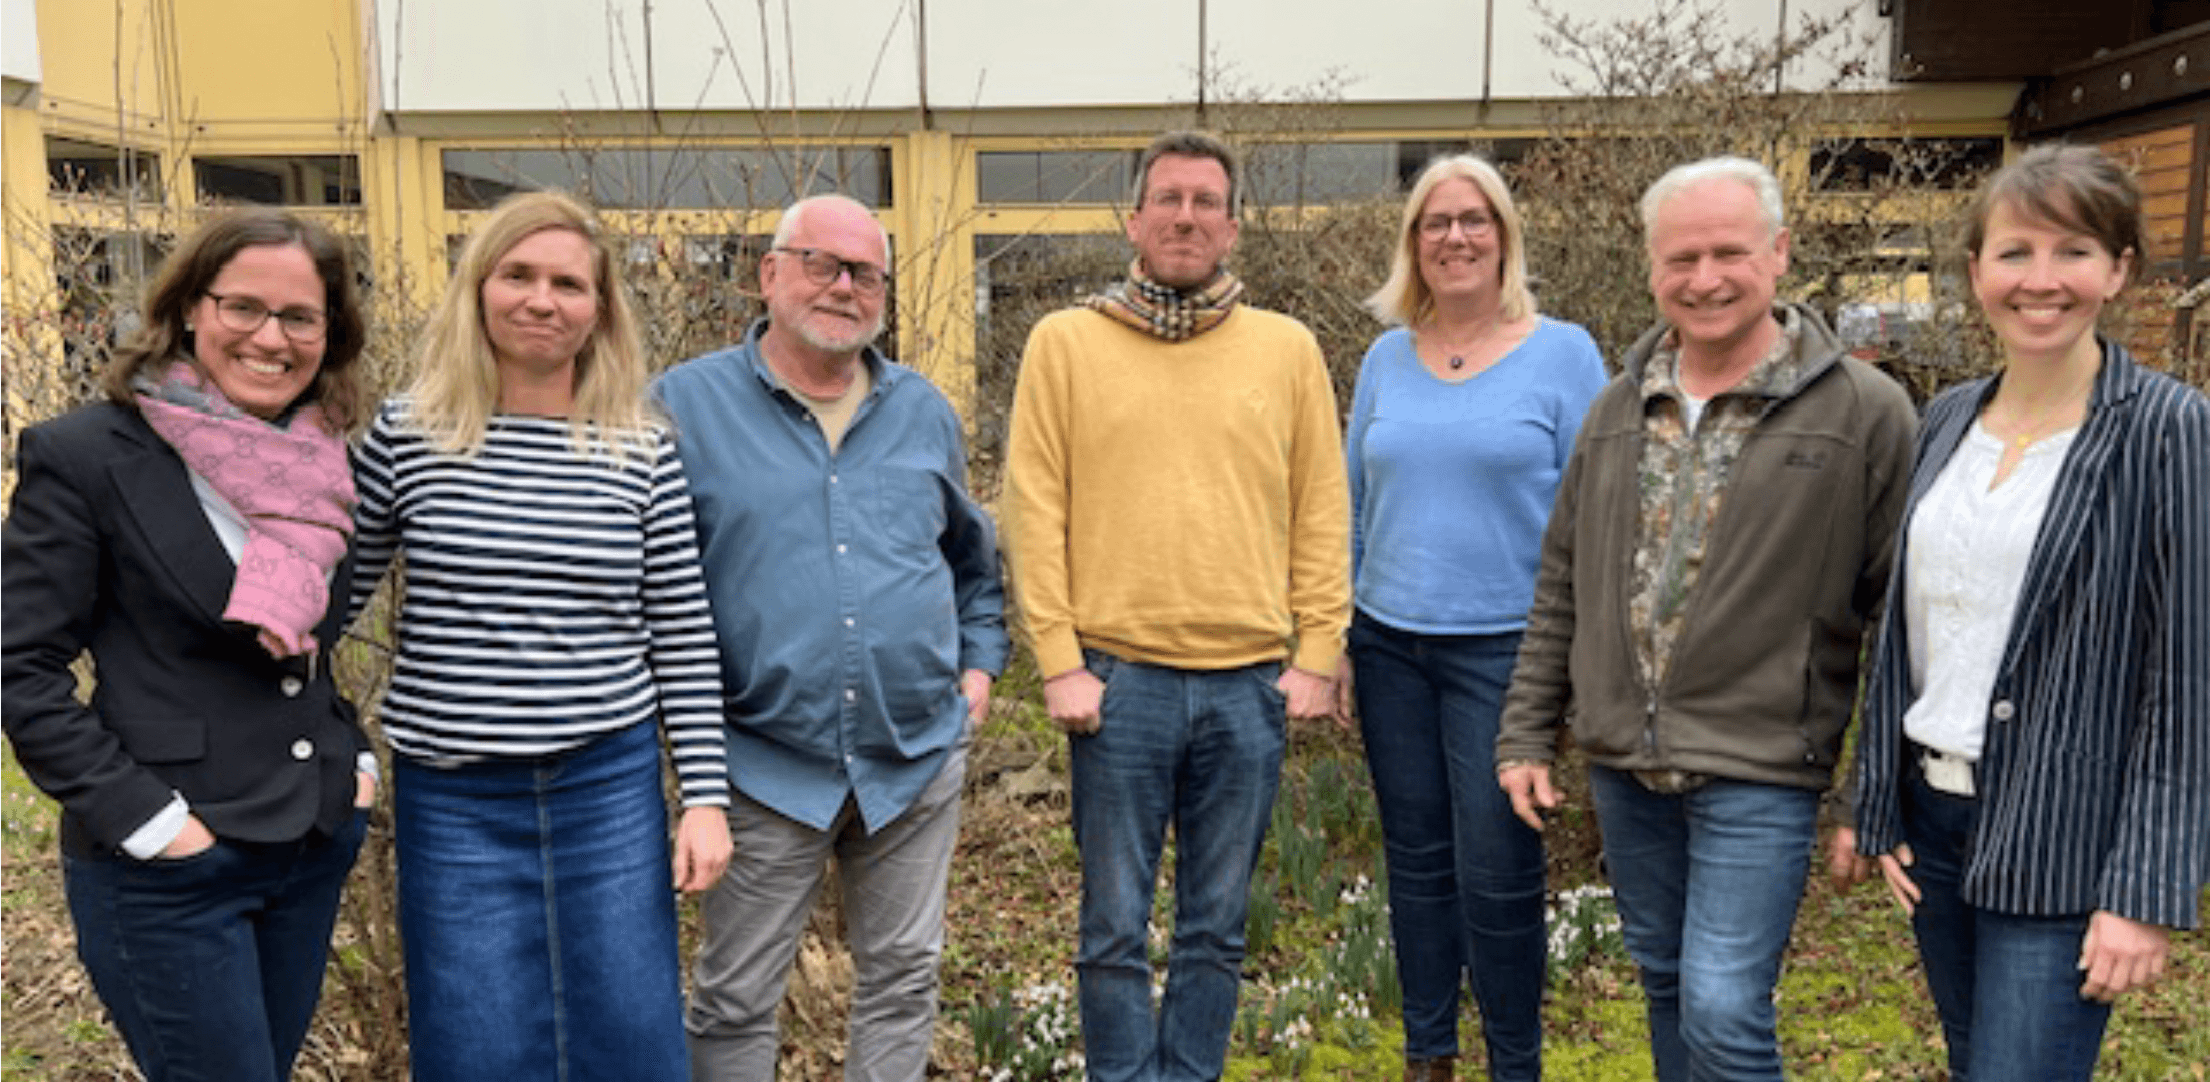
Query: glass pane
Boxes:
[
  {"xmin": 194, "ymin": 155, "xmax": 362, "ymax": 206},
  {"xmin": 978, "ymin": 151, "xmax": 1133, "ymax": 203},
  {"xmin": 442, "ymin": 146, "xmax": 890, "ymax": 210},
  {"xmin": 46, "ymin": 137, "xmax": 162, "ymax": 200}
]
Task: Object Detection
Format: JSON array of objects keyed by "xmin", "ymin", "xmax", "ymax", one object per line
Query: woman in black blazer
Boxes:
[
  {"xmin": 2, "ymin": 208, "xmax": 376, "ymax": 1082},
  {"xmin": 1843, "ymin": 146, "xmax": 2209, "ymax": 1080}
]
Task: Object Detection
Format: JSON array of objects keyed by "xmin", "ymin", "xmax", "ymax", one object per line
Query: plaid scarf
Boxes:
[
  {"xmin": 134, "ymin": 362, "xmax": 355, "ymax": 660},
  {"xmin": 1083, "ymin": 259, "xmax": 1244, "ymax": 341}
]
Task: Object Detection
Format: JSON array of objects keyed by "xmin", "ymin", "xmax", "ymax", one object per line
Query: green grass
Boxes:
[{"xmin": 7, "ymin": 683, "xmax": 2210, "ymax": 1080}]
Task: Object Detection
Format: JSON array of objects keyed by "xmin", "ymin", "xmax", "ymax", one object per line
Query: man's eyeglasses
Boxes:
[
  {"xmin": 205, "ymin": 292, "xmax": 330, "ymax": 343},
  {"xmin": 775, "ymin": 247, "xmax": 889, "ymax": 295}
]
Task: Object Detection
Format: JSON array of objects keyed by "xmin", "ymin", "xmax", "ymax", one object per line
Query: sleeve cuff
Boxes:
[
  {"xmin": 1291, "ymin": 638, "xmax": 1342, "ymax": 676},
  {"xmin": 119, "ymin": 793, "xmax": 191, "ymax": 860},
  {"xmin": 1032, "ymin": 633, "xmax": 1085, "ymax": 681}
]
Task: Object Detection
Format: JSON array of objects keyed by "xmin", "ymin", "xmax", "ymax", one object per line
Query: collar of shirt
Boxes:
[
  {"xmin": 739, "ymin": 317, "xmax": 901, "ymax": 411},
  {"xmin": 1639, "ymin": 306, "xmax": 1811, "ymax": 409}
]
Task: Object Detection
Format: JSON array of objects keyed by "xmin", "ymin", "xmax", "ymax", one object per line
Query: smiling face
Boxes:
[
  {"xmin": 762, "ymin": 199, "xmax": 888, "ymax": 357},
  {"xmin": 1970, "ymin": 198, "xmax": 2131, "ymax": 369},
  {"xmin": 190, "ymin": 243, "xmax": 328, "ymax": 420},
  {"xmin": 1415, "ymin": 176, "xmax": 1501, "ymax": 305},
  {"xmin": 1126, "ymin": 153, "xmax": 1239, "ymax": 289},
  {"xmin": 1646, "ymin": 177, "xmax": 1790, "ymax": 359},
  {"xmin": 480, "ymin": 227, "xmax": 600, "ymax": 379}
]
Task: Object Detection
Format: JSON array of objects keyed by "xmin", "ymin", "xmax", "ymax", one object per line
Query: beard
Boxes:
[{"xmin": 790, "ymin": 306, "xmax": 885, "ymax": 355}]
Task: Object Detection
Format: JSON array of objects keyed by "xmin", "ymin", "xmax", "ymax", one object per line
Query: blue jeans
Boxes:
[
  {"xmin": 1901, "ymin": 767, "xmax": 2112, "ymax": 1081},
  {"xmin": 1069, "ymin": 650, "xmax": 1286, "ymax": 1082},
  {"xmin": 1349, "ymin": 613, "xmax": 1543, "ymax": 1077},
  {"xmin": 62, "ymin": 808, "xmax": 366, "ymax": 1082},
  {"xmin": 395, "ymin": 720, "xmax": 688, "ymax": 1082},
  {"xmin": 1586, "ymin": 765, "xmax": 1818, "ymax": 1082}
]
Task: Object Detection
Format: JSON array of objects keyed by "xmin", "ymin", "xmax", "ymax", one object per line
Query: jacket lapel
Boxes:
[
  {"xmin": 1995, "ymin": 340, "xmax": 2135, "ymax": 680},
  {"xmin": 108, "ymin": 415, "xmax": 237, "ymax": 629}
]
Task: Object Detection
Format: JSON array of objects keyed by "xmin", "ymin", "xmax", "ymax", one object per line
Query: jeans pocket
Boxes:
[
  {"xmin": 1252, "ymin": 661, "xmax": 1286, "ymax": 714},
  {"xmin": 1082, "ymin": 649, "xmax": 1121, "ymax": 688}
]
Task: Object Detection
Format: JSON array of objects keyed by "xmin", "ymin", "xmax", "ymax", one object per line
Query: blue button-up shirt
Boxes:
[{"xmin": 655, "ymin": 321, "xmax": 1008, "ymax": 833}]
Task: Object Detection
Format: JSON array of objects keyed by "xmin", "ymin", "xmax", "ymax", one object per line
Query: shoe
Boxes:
[{"xmin": 1403, "ymin": 1054, "xmax": 1456, "ymax": 1082}]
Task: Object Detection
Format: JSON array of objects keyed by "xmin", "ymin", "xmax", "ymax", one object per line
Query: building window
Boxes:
[
  {"xmin": 47, "ymin": 137, "xmax": 162, "ymax": 200},
  {"xmin": 1810, "ymin": 137, "xmax": 2003, "ymax": 191},
  {"xmin": 195, "ymin": 155, "xmax": 362, "ymax": 206},
  {"xmin": 441, "ymin": 146, "xmax": 892, "ymax": 211},
  {"xmin": 1394, "ymin": 139, "xmax": 1537, "ymax": 187},
  {"xmin": 976, "ymin": 150, "xmax": 1138, "ymax": 204},
  {"xmin": 1242, "ymin": 142, "xmax": 1400, "ymax": 206}
]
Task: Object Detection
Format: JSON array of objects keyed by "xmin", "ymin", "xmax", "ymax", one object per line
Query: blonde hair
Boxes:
[
  {"xmin": 405, "ymin": 189, "xmax": 657, "ymax": 459},
  {"xmin": 1366, "ymin": 155, "xmax": 1534, "ymax": 327}
]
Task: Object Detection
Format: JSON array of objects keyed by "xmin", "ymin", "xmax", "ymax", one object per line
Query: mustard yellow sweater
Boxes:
[{"xmin": 1003, "ymin": 305, "xmax": 1351, "ymax": 678}]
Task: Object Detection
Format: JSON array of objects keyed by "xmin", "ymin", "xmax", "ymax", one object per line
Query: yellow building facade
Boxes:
[{"xmin": 2, "ymin": 0, "xmax": 2018, "ymax": 422}]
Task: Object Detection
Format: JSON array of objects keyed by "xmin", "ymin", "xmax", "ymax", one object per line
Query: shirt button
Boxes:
[
  {"xmin": 280, "ymin": 676, "xmax": 304, "ymax": 697},
  {"xmin": 290, "ymin": 738, "xmax": 314, "ymax": 761},
  {"xmin": 837, "ymin": 544, "xmax": 848, "ymax": 554},
  {"xmin": 844, "ymin": 689, "xmax": 857, "ymax": 702},
  {"xmin": 1991, "ymin": 700, "xmax": 2015, "ymax": 721},
  {"xmin": 829, "ymin": 474, "xmax": 839, "ymax": 484},
  {"xmin": 844, "ymin": 617, "xmax": 856, "ymax": 627}
]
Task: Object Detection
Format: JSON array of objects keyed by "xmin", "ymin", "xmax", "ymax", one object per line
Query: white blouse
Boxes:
[{"xmin": 1901, "ymin": 419, "xmax": 2076, "ymax": 760}]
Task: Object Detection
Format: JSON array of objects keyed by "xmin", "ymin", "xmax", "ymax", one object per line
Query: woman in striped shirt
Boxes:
[
  {"xmin": 352, "ymin": 190, "xmax": 732, "ymax": 1080},
  {"xmin": 1845, "ymin": 145, "xmax": 2209, "ymax": 1080}
]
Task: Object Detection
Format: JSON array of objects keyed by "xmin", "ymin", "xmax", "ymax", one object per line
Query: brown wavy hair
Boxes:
[{"xmin": 101, "ymin": 208, "xmax": 367, "ymax": 434}]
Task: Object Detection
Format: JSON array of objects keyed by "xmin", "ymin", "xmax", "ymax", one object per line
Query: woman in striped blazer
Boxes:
[
  {"xmin": 1843, "ymin": 145, "xmax": 2209, "ymax": 1080},
  {"xmin": 350, "ymin": 190, "xmax": 733, "ymax": 1080}
]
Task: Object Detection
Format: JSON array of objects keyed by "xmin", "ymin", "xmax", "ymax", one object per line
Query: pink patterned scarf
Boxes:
[{"xmin": 134, "ymin": 362, "xmax": 356, "ymax": 659}]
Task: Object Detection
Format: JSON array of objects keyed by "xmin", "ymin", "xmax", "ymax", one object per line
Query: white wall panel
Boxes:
[
  {"xmin": 374, "ymin": 0, "xmax": 1891, "ymax": 116},
  {"xmin": 4, "ymin": 0, "xmax": 42, "ymax": 85},
  {"xmin": 1490, "ymin": 0, "xmax": 1885, "ymax": 98},
  {"xmin": 1206, "ymin": 0, "xmax": 1484, "ymax": 103},
  {"xmin": 378, "ymin": 0, "xmax": 919, "ymax": 114},
  {"xmin": 647, "ymin": 0, "xmax": 919, "ymax": 112},
  {"xmin": 378, "ymin": 0, "xmax": 648, "ymax": 112},
  {"xmin": 924, "ymin": 0, "xmax": 1199, "ymax": 109}
]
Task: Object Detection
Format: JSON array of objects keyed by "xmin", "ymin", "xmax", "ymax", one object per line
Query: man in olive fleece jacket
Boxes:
[{"xmin": 1496, "ymin": 157, "xmax": 1916, "ymax": 1082}]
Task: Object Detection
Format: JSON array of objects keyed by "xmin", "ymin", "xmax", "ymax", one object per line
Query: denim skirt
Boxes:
[{"xmin": 393, "ymin": 720, "xmax": 687, "ymax": 1081}]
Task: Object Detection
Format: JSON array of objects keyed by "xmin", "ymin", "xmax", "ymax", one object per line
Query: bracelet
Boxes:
[{"xmin": 1495, "ymin": 758, "xmax": 1546, "ymax": 776}]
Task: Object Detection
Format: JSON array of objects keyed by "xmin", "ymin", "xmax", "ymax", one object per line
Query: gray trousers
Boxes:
[{"xmin": 686, "ymin": 744, "xmax": 966, "ymax": 1082}]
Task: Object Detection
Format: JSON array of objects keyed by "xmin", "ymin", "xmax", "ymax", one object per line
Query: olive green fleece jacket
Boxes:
[
  {"xmin": 1495, "ymin": 304, "xmax": 1918, "ymax": 790},
  {"xmin": 1002, "ymin": 305, "xmax": 1351, "ymax": 679}
]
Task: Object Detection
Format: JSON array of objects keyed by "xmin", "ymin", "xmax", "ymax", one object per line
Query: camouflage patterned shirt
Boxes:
[{"xmin": 1629, "ymin": 308, "xmax": 1814, "ymax": 689}]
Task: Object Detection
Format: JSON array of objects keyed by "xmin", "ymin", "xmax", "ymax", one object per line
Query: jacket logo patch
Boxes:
[{"xmin": 1784, "ymin": 450, "xmax": 1827, "ymax": 470}]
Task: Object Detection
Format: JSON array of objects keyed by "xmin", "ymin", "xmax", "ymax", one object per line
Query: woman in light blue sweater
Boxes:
[{"xmin": 1340, "ymin": 155, "xmax": 1606, "ymax": 1082}]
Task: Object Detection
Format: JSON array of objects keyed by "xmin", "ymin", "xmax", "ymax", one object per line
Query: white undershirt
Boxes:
[
  {"xmin": 1901, "ymin": 419, "xmax": 2075, "ymax": 760},
  {"xmin": 1680, "ymin": 391, "xmax": 1709, "ymax": 433}
]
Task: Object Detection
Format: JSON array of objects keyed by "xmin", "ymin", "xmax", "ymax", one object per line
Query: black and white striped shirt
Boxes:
[{"xmin": 351, "ymin": 401, "xmax": 729, "ymax": 806}]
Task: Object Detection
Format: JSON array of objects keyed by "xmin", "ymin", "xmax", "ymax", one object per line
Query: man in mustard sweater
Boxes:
[{"xmin": 1003, "ymin": 130, "xmax": 1351, "ymax": 1082}]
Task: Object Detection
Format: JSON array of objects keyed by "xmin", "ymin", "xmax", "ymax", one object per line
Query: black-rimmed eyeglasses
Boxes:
[{"xmin": 774, "ymin": 247, "xmax": 889, "ymax": 295}]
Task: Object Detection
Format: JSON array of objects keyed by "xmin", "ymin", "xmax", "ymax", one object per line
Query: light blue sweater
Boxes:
[{"xmin": 1346, "ymin": 318, "xmax": 1607, "ymax": 635}]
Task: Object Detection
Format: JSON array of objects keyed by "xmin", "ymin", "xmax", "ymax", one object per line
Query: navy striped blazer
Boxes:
[{"xmin": 1853, "ymin": 338, "xmax": 2210, "ymax": 929}]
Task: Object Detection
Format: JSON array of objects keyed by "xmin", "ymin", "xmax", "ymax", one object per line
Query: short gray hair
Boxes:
[
  {"xmin": 772, "ymin": 193, "xmax": 890, "ymax": 262},
  {"xmin": 1640, "ymin": 156, "xmax": 1785, "ymax": 243}
]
